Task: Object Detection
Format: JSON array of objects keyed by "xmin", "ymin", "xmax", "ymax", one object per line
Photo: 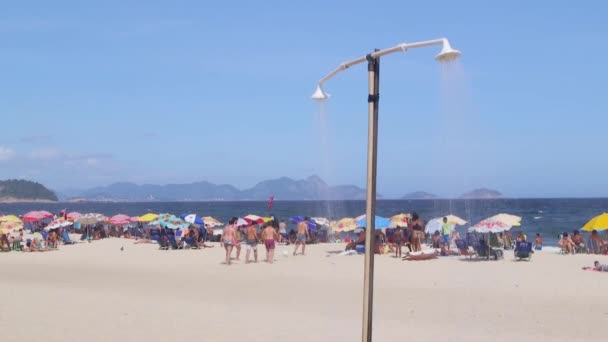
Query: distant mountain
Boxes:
[
  {"xmin": 401, "ymin": 191, "xmax": 439, "ymax": 200},
  {"xmin": 66, "ymin": 175, "xmax": 374, "ymax": 201},
  {"xmin": 0, "ymin": 179, "xmax": 58, "ymax": 202},
  {"xmin": 460, "ymin": 188, "xmax": 503, "ymax": 199}
]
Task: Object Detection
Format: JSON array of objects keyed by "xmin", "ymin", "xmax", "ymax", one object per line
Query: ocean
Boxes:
[{"xmin": 2, "ymin": 199, "xmax": 607, "ymax": 245}]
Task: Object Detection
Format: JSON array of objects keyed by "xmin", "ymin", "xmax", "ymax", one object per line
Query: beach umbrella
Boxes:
[
  {"xmin": 202, "ymin": 216, "xmax": 223, "ymax": 227},
  {"xmin": 150, "ymin": 214, "xmax": 189, "ymax": 230},
  {"xmin": 39, "ymin": 210, "xmax": 54, "ymax": 218},
  {"xmin": 468, "ymin": 219, "xmax": 512, "ymax": 233},
  {"xmin": 330, "ymin": 218, "xmax": 357, "ymax": 232},
  {"xmin": 45, "ymin": 219, "xmax": 73, "ymax": 230},
  {"xmin": 109, "ymin": 214, "xmax": 131, "ymax": 225},
  {"xmin": 312, "ymin": 217, "xmax": 330, "ymax": 226},
  {"xmin": 487, "ymin": 213, "xmax": 521, "ymax": 227},
  {"xmin": 444, "ymin": 215, "xmax": 467, "ymax": 226},
  {"xmin": 130, "ymin": 216, "xmax": 140, "ymax": 222},
  {"xmin": 236, "ymin": 218, "xmax": 250, "ymax": 226},
  {"xmin": 181, "ymin": 214, "xmax": 205, "ymax": 225},
  {"xmin": 290, "ymin": 216, "xmax": 317, "ymax": 229},
  {"xmin": 23, "ymin": 211, "xmax": 48, "ymax": 223},
  {"xmin": 244, "ymin": 214, "xmax": 267, "ymax": 224},
  {"xmin": 0, "ymin": 215, "xmax": 24, "ymax": 232},
  {"xmin": 138, "ymin": 213, "xmax": 159, "ymax": 222},
  {"xmin": 390, "ymin": 213, "xmax": 411, "ymax": 228},
  {"xmin": 425, "ymin": 218, "xmax": 454, "ymax": 234},
  {"xmin": 66, "ymin": 212, "xmax": 81, "ymax": 221},
  {"xmin": 582, "ymin": 213, "xmax": 608, "ymax": 232},
  {"xmin": 77, "ymin": 213, "xmax": 105, "ymax": 225},
  {"xmin": 356, "ymin": 215, "xmax": 391, "ymax": 229}
]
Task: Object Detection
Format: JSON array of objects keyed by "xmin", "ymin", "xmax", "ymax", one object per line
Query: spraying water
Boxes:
[{"xmin": 314, "ymin": 99, "xmax": 335, "ymax": 220}]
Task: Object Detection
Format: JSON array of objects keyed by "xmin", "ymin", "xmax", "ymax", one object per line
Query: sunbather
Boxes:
[{"xmin": 582, "ymin": 261, "xmax": 608, "ymax": 272}]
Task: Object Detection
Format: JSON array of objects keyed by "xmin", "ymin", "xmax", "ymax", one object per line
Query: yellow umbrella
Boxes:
[
  {"xmin": 0, "ymin": 215, "xmax": 24, "ymax": 233},
  {"xmin": 330, "ymin": 218, "xmax": 357, "ymax": 232},
  {"xmin": 390, "ymin": 213, "xmax": 411, "ymax": 228},
  {"xmin": 262, "ymin": 216, "xmax": 274, "ymax": 223},
  {"xmin": 138, "ymin": 213, "xmax": 159, "ymax": 222},
  {"xmin": 444, "ymin": 214, "xmax": 467, "ymax": 226},
  {"xmin": 582, "ymin": 213, "xmax": 608, "ymax": 232},
  {"xmin": 487, "ymin": 213, "xmax": 521, "ymax": 227},
  {"xmin": 202, "ymin": 216, "xmax": 223, "ymax": 227}
]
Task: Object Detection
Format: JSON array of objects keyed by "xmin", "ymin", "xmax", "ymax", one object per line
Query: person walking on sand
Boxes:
[
  {"xmin": 221, "ymin": 218, "xmax": 237, "ymax": 265},
  {"xmin": 293, "ymin": 217, "xmax": 310, "ymax": 256},
  {"xmin": 261, "ymin": 222, "xmax": 279, "ymax": 263},
  {"xmin": 245, "ymin": 222, "xmax": 259, "ymax": 264}
]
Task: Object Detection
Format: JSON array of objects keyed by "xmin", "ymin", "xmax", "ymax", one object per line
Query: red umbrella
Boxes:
[
  {"xmin": 109, "ymin": 214, "xmax": 131, "ymax": 225},
  {"xmin": 23, "ymin": 211, "xmax": 49, "ymax": 223}
]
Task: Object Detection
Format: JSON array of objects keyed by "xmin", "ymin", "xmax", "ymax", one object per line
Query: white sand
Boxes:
[{"xmin": 1, "ymin": 239, "xmax": 607, "ymax": 342}]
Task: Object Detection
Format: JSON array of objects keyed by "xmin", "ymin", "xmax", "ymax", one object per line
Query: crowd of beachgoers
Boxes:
[{"xmin": 2, "ymin": 210, "xmax": 608, "ymax": 271}]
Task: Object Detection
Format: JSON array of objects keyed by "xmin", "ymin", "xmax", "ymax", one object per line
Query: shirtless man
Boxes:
[
  {"xmin": 221, "ymin": 218, "xmax": 237, "ymax": 265},
  {"xmin": 261, "ymin": 222, "xmax": 279, "ymax": 264},
  {"xmin": 293, "ymin": 217, "xmax": 310, "ymax": 256},
  {"xmin": 245, "ymin": 223, "xmax": 259, "ymax": 264}
]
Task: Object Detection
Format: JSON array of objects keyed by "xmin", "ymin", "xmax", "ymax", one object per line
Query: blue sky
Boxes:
[{"xmin": 1, "ymin": 0, "xmax": 607, "ymax": 198}]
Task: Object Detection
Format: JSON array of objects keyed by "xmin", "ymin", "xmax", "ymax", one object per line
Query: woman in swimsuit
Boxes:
[{"xmin": 410, "ymin": 213, "xmax": 424, "ymax": 252}]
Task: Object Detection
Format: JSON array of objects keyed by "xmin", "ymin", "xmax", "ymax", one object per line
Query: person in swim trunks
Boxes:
[
  {"xmin": 245, "ymin": 222, "xmax": 259, "ymax": 264},
  {"xmin": 261, "ymin": 222, "xmax": 279, "ymax": 264},
  {"xmin": 221, "ymin": 218, "xmax": 237, "ymax": 265},
  {"xmin": 293, "ymin": 217, "xmax": 310, "ymax": 256}
]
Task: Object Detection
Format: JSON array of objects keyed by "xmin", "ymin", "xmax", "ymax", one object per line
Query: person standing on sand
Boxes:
[
  {"xmin": 393, "ymin": 226, "xmax": 404, "ymax": 258},
  {"xmin": 278, "ymin": 220, "xmax": 287, "ymax": 242},
  {"xmin": 293, "ymin": 217, "xmax": 310, "ymax": 256},
  {"xmin": 410, "ymin": 213, "xmax": 424, "ymax": 252},
  {"xmin": 245, "ymin": 222, "xmax": 259, "ymax": 264},
  {"xmin": 261, "ymin": 222, "xmax": 279, "ymax": 263},
  {"xmin": 221, "ymin": 218, "xmax": 237, "ymax": 265},
  {"xmin": 441, "ymin": 217, "xmax": 452, "ymax": 249}
]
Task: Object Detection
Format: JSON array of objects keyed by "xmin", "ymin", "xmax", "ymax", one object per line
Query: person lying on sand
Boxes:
[{"xmin": 582, "ymin": 261, "xmax": 608, "ymax": 272}]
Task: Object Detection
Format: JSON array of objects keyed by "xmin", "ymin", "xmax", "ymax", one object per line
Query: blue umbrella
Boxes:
[
  {"xmin": 290, "ymin": 216, "xmax": 317, "ymax": 231},
  {"xmin": 356, "ymin": 215, "xmax": 391, "ymax": 229},
  {"xmin": 180, "ymin": 214, "xmax": 205, "ymax": 225}
]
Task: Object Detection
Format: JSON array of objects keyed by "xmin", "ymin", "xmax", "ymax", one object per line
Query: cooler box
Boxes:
[{"xmin": 355, "ymin": 245, "xmax": 365, "ymax": 254}]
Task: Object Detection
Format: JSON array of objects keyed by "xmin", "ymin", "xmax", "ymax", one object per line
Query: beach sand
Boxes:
[{"xmin": 1, "ymin": 239, "xmax": 607, "ymax": 342}]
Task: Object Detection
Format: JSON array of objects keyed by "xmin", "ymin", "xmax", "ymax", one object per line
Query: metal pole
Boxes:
[{"xmin": 362, "ymin": 51, "xmax": 380, "ymax": 342}]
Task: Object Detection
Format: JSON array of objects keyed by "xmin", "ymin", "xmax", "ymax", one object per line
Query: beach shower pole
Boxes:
[{"xmin": 311, "ymin": 38, "xmax": 460, "ymax": 342}]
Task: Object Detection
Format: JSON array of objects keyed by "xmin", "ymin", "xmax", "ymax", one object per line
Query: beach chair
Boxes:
[
  {"xmin": 455, "ymin": 239, "xmax": 477, "ymax": 259},
  {"xmin": 62, "ymin": 230, "xmax": 76, "ymax": 245},
  {"xmin": 475, "ymin": 238, "xmax": 503, "ymax": 260},
  {"xmin": 12, "ymin": 240, "xmax": 22, "ymax": 251},
  {"xmin": 514, "ymin": 241, "xmax": 533, "ymax": 260},
  {"xmin": 168, "ymin": 235, "xmax": 180, "ymax": 250}
]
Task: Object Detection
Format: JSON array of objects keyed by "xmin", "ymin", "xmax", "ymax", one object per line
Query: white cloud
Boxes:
[
  {"xmin": 29, "ymin": 147, "xmax": 62, "ymax": 160},
  {"xmin": 0, "ymin": 146, "xmax": 16, "ymax": 161}
]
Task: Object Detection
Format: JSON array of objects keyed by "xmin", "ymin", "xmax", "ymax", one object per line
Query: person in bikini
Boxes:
[
  {"xmin": 245, "ymin": 222, "xmax": 259, "ymax": 264},
  {"xmin": 261, "ymin": 222, "xmax": 279, "ymax": 264},
  {"xmin": 393, "ymin": 226, "xmax": 404, "ymax": 258},
  {"xmin": 221, "ymin": 218, "xmax": 237, "ymax": 265},
  {"xmin": 293, "ymin": 217, "xmax": 310, "ymax": 256}
]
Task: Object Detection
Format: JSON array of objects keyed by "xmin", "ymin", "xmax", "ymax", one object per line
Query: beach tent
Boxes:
[
  {"xmin": 356, "ymin": 215, "xmax": 391, "ymax": 229},
  {"xmin": 582, "ymin": 213, "xmax": 608, "ymax": 232}
]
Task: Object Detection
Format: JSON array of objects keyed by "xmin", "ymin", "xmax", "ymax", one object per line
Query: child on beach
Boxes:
[{"xmin": 533, "ymin": 233, "xmax": 543, "ymax": 251}]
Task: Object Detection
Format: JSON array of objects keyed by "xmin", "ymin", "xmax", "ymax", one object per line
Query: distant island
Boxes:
[
  {"xmin": 0, "ymin": 179, "xmax": 58, "ymax": 202},
  {"xmin": 401, "ymin": 191, "xmax": 439, "ymax": 200},
  {"xmin": 459, "ymin": 188, "xmax": 503, "ymax": 199},
  {"xmin": 61, "ymin": 175, "xmax": 380, "ymax": 202}
]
